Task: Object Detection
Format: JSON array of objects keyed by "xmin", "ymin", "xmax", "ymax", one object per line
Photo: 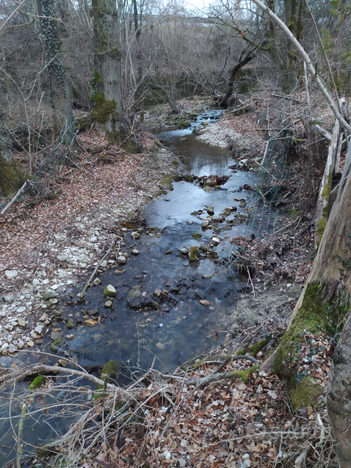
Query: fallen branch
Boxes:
[{"xmin": 1, "ymin": 181, "xmax": 27, "ymax": 216}]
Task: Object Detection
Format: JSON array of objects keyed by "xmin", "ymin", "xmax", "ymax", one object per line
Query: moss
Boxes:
[
  {"xmin": 101, "ymin": 360, "xmax": 118, "ymax": 381},
  {"xmin": 317, "ymin": 217, "xmax": 327, "ymax": 245},
  {"xmin": 177, "ymin": 120, "xmax": 191, "ymax": 129},
  {"xmin": 90, "ymin": 91, "xmax": 117, "ymax": 124},
  {"xmin": 192, "ymin": 233, "xmax": 202, "ymax": 240},
  {"xmin": 274, "ymin": 283, "xmax": 347, "ymax": 386},
  {"xmin": 184, "ymin": 174, "xmax": 193, "ymax": 182},
  {"xmin": 188, "ymin": 246, "xmax": 200, "ymax": 262},
  {"xmin": 199, "ymin": 245, "xmax": 208, "ymax": 252},
  {"xmin": 29, "ymin": 375, "xmax": 45, "ymax": 390},
  {"xmin": 321, "ymin": 174, "xmax": 332, "ymax": 200},
  {"xmin": 290, "ymin": 376, "xmax": 323, "ymax": 411},
  {"xmin": 249, "ymin": 337, "xmax": 271, "ymax": 357},
  {"xmin": 236, "ymin": 349, "xmax": 246, "ymax": 356},
  {"xmin": 0, "ymin": 155, "xmax": 29, "ymax": 197},
  {"xmin": 172, "ymin": 160, "xmax": 179, "ymax": 166},
  {"xmin": 231, "ymin": 365, "xmax": 259, "ymax": 384},
  {"xmin": 51, "ymin": 337, "xmax": 64, "ymax": 352}
]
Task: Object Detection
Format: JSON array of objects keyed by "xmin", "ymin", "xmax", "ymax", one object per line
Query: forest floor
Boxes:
[{"xmin": 0, "ymin": 91, "xmax": 340, "ymax": 467}]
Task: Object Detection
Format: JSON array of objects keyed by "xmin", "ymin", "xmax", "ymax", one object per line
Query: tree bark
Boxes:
[
  {"xmin": 0, "ymin": 105, "xmax": 28, "ymax": 197},
  {"xmin": 37, "ymin": 0, "xmax": 73, "ymax": 140},
  {"xmin": 220, "ymin": 54, "xmax": 254, "ymax": 108},
  {"xmin": 268, "ymin": 142, "xmax": 351, "ymax": 465}
]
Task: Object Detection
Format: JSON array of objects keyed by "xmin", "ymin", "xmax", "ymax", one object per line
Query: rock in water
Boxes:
[
  {"xmin": 188, "ymin": 246, "xmax": 200, "ymax": 262},
  {"xmin": 103, "ymin": 285, "xmax": 117, "ymax": 297}
]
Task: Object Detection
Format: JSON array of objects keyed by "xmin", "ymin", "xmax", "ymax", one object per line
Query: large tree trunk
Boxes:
[
  {"xmin": 0, "ymin": 105, "xmax": 28, "ymax": 197},
  {"xmin": 37, "ymin": 0, "xmax": 73, "ymax": 140},
  {"xmin": 91, "ymin": 0, "xmax": 133, "ymax": 148},
  {"xmin": 269, "ymin": 141, "xmax": 351, "ymax": 465}
]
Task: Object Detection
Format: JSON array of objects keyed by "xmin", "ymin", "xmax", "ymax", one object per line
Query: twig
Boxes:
[
  {"xmin": 246, "ymin": 266, "xmax": 255, "ymax": 297},
  {"xmin": 80, "ymin": 248, "xmax": 112, "ymax": 297},
  {"xmin": 1, "ymin": 181, "xmax": 27, "ymax": 216}
]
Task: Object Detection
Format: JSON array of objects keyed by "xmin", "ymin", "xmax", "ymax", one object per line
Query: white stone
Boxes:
[
  {"xmin": 17, "ymin": 341, "xmax": 24, "ymax": 349},
  {"xmin": 89, "ymin": 236, "xmax": 98, "ymax": 242},
  {"xmin": 8, "ymin": 344, "xmax": 17, "ymax": 354},
  {"xmin": 212, "ymin": 237, "xmax": 220, "ymax": 246},
  {"xmin": 18, "ymin": 318, "xmax": 26, "ymax": 327},
  {"xmin": 33, "ymin": 279, "xmax": 40, "ymax": 287},
  {"xmin": 117, "ymin": 256, "xmax": 127, "ymax": 264},
  {"xmin": 17, "ymin": 306, "xmax": 26, "ymax": 313},
  {"xmin": 35, "ymin": 323, "xmax": 46, "ymax": 335},
  {"xmin": 93, "ymin": 278, "xmax": 101, "ymax": 286},
  {"xmin": 57, "ymin": 254, "xmax": 68, "ymax": 262},
  {"xmin": 4, "ymin": 324, "xmax": 14, "ymax": 331},
  {"xmin": 100, "ymin": 260, "xmax": 108, "ymax": 268},
  {"xmin": 5, "ymin": 270, "xmax": 18, "ymax": 279}
]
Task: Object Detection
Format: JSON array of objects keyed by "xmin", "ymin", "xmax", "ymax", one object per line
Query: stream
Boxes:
[{"xmin": 0, "ymin": 110, "xmax": 264, "ymax": 466}]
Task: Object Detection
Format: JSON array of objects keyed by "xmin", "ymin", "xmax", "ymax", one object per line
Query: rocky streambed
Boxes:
[{"xmin": 0, "ymin": 108, "xmax": 276, "ymax": 464}]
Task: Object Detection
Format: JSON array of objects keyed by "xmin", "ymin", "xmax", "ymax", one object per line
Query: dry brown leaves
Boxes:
[
  {"xmin": 0, "ymin": 131, "xmax": 155, "ymax": 285},
  {"xmin": 80, "ymin": 329, "xmax": 337, "ymax": 468}
]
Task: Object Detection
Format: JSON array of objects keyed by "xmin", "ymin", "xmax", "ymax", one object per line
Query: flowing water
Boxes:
[{"xmin": 0, "ymin": 110, "xmax": 263, "ymax": 466}]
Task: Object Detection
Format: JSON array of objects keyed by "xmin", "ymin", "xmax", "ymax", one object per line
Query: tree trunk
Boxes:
[
  {"xmin": 91, "ymin": 0, "xmax": 130, "ymax": 146},
  {"xmin": 220, "ymin": 54, "xmax": 253, "ymax": 108},
  {"xmin": 0, "ymin": 105, "xmax": 28, "ymax": 197},
  {"xmin": 268, "ymin": 141, "xmax": 351, "ymax": 465},
  {"xmin": 37, "ymin": 0, "xmax": 73, "ymax": 140}
]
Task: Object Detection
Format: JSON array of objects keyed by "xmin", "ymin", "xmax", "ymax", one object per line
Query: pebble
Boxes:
[
  {"xmin": 18, "ymin": 318, "xmax": 26, "ymax": 327},
  {"xmin": 17, "ymin": 306, "xmax": 26, "ymax": 313},
  {"xmin": 117, "ymin": 256, "xmax": 127, "ymax": 264},
  {"xmin": 100, "ymin": 260, "xmax": 108, "ymax": 267},
  {"xmin": 132, "ymin": 249, "xmax": 140, "ymax": 255},
  {"xmin": 179, "ymin": 248, "xmax": 188, "ymax": 255},
  {"xmin": 202, "ymin": 219, "xmax": 210, "ymax": 228},
  {"xmin": 3, "ymin": 295, "xmax": 13, "ymax": 304},
  {"xmin": 154, "ymin": 289, "xmax": 162, "ymax": 297},
  {"xmin": 50, "ymin": 298, "xmax": 58, "ymax": 304},
  {"xmin": 156, "ymin": 342, "xmax": 165, "ymax": 350},
  {"xmin": 66, "ymin": 334, "xmax": 76, "ymax": 340},
  {"xmin": 212, "ymin": 237, "xmax": 220, "ymax": 246},
  {"xmin": 104, "ymin": 285, "xmax": 117, "ymax": 296},
  {"xmin": 114, "ymin": 269, "xmax": 125, "ymax": 275},
  {"xmin": 105, "ymin": 300, "xmax": 113, "ymax": 308},
  {"xmin": 85, "ymin": 319, "xmax": 97, "ymax": 327},
  {"xmin": 43, "ymin": 289, "xmax": 58, "ymax": 300},
  {"xmin": 8, "ymin": 344, "xmax": 17, "ymax": 354},
  {"xmin": 93, "ymin": 278, "xmax": 102, "ymax": 285},
  {"xmin": 131, "ymin": 232, "xmax": 140, "ymax": 239},
  {"xmin": 5, "ymin": 270, "xmax": 18, "ymax": 279},
  {"xmin": 57, "ymin": 254, "xmax": 68, "ymax": 262},
  {"xmin": 199, "ymin": 300, "xmax": 210, "ymax": 306},
  {"xmin": 32, "ymin": 279, "xmax": 40, "ymax": 287},
  {"xmin": 17, "ymin": 340, "xmax": 24, "ymax": 349}
]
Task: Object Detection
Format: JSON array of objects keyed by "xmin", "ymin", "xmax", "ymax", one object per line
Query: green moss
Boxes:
[
  {"xmin": 199, "ymin": 245, "xmax": 208, "ymax": 252},
  {"xmin": 184, "ymin": 175, "xmax": 193, "ymax": 182},
  {"xmin": 274, "ymin": 283, "xmax": 347, "ymax": 387},
  {"xmin": 188, "ymin": 246, "xmax": 200, "ymax": 262},
  {"xmin": 290, "ymin": 376, "xmax": 323, "ymax": 411},
  {"xmin": 0, "ymin": 155, "xmax": 29, "ymax": 197},
  {"xmin": 172, "ymin": 160, "xmax": 179, "ymax": 166},
  {"xmin": 29, "ymin": 375, "xmax": 45, "ymax": 390},
  {"xmin": 90, "ymin": 91, "xmax": 117, "ymax": 124},
  {"xmin": 231, "ymin": 365, "xmax": 259, "ymax": 384},
  {"xmin": 317, "ymin": 217, "xmax": 327, "ymax": 244},
  {"xmin": 321, "ymin": 174, "xmax": 332, "ymax": 200},
  {"xmin": 192, "ymin": 233, "xmax": 202, "ymax": 240},
  {"xmin": 249, "ymin": 338, "xmax": 271, "ymax": 357},
  {"xmin": 51, "ymin": 337, "xmax": 64, "ymax": 352},
  {"xmin": 236, "ymin": 349, "xmax": 246, "ymax": 356},
  {"xmin": 101, "ymin": 360, "xmax": 118, "ymax": 381}
]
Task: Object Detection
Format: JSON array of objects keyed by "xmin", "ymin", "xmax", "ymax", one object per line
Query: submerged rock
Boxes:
[
  {"xmin": 93, "ymin": 278, "xmax": 102, "ymax": 286},
  {"xmin": 188, "ymin": 246, "xmax": 200, "ymax": 262},
  {"xmin": 127, "ymin": 285, "xmax": 157, "ymax": 310}
]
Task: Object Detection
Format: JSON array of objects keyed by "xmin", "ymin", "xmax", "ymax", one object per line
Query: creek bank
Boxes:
[{"xmin": 0, "ymin": 138, "xmax": 180, "ymax": 358}]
